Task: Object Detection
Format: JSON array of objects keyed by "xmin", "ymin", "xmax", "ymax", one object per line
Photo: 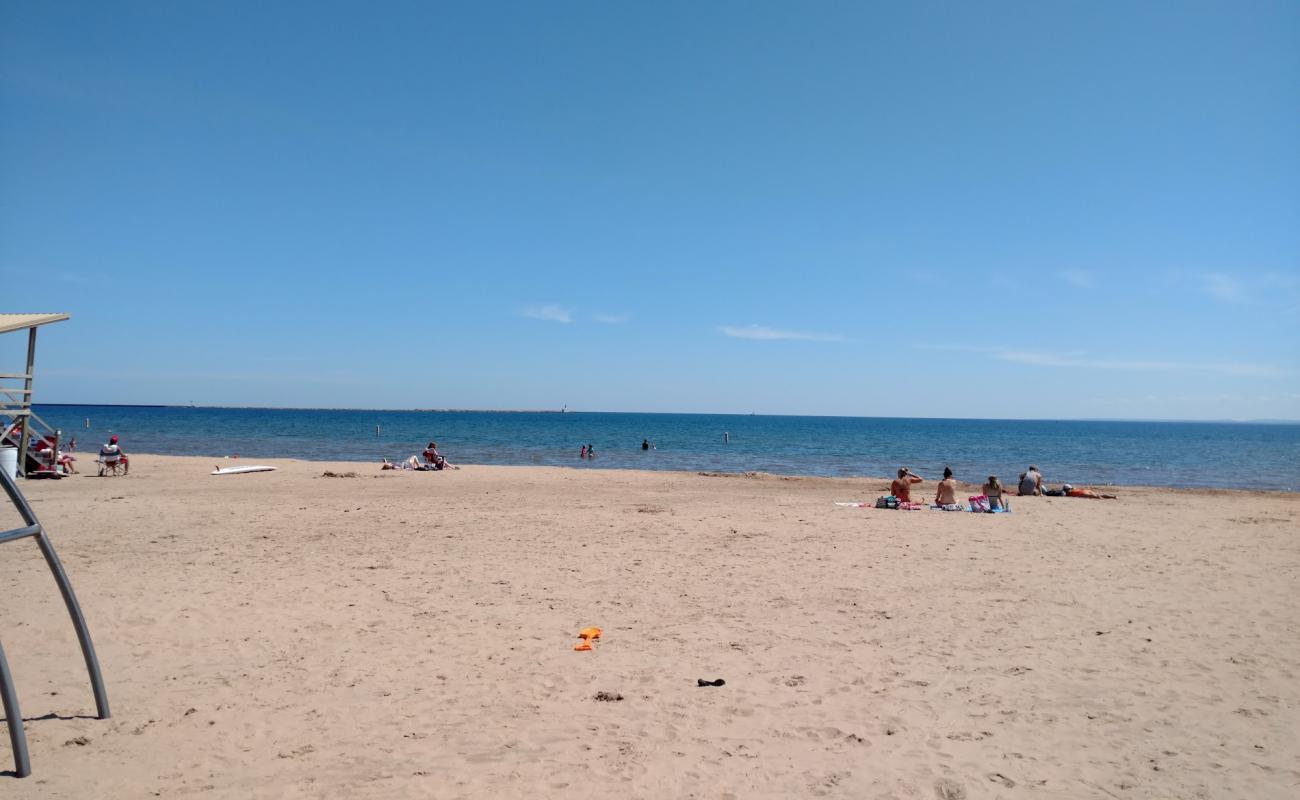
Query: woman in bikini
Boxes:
[{"xmin": 982, "ymin": 475, "xmax": 1007, "ymax": 510}]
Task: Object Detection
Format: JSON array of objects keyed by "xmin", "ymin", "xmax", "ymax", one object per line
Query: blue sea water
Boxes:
[{"xmin": 32, "ymin": 405, "xmax": 1300, "ymax": 491}]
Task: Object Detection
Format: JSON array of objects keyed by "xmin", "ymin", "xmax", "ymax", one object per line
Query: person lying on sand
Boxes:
[
  {"xmin": 382, "ymin": 453, "xmax": 460, "ymax": 472},
  {"xmin": 1063, "ymin": 483, "xmax": 1117, "ymax": 499},
  {"xmin": 891, "ymin": 467, "xmax": 923, "ymax": 501}
]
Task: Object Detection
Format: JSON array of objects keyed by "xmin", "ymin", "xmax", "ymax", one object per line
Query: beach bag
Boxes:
[
  {"xmin": 969, "ymin": 495, "xmax": 990, "ymax": 513},
  {"xmin": 875, "ymin": 495, "xmax": 899, "ymax": 509}
]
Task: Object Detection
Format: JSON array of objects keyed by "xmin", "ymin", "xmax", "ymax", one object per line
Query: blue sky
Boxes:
[{"xmin": 2, "ymin": 1, "xmax": 1297, "ymax": 419}]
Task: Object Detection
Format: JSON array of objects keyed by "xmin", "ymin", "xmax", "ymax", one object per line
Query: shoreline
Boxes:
[{"xmin": 89, "ymin": 451, "xmax": 1300, "ymax": 495}]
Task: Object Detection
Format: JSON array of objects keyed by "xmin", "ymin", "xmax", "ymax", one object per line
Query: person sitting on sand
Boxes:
[
  {"xmin": 422, "ymin": 441, "xmax": 453, "ymax": 470},
  {"xmin": 1018, "ymin": 465, "xmax": 1044, "ymax": 496},
  {"xmin": 421, "ymin": 442, "xmax": 457, "ymax": 470},
  {"xmin": 935, "ymin": 467, "xmax": 958, "ymax": 506},
  {"xmin": 890, "ymin": 467, "xmax": 923, "ymax": 501},
  {"xmin": 983, "ymin": 475, "xmax": 1008, "ymax": 510}
]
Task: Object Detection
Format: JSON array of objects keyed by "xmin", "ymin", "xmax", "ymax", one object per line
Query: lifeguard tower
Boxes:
[
  {"xmin": 0, "ymin": 313, "xmax": 70, "ymax": 477},
  {"xmin": 0, "ymin": 311, "xmax": 109, "ymax": 778}
]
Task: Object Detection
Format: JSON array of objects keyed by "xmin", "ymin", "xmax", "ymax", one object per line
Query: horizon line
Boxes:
[{"xmin": 31, "ymin": 402, "xmax": 1300, "ymax": 425}]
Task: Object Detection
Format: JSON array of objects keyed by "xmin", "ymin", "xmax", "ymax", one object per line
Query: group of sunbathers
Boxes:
[
  {"xmin": 889, "ymin": 463, "xmax": 1115, "ymax": 510},
  {"xmin": 381, "ymin": 441, "xmax": 459, "ymax": 472}
]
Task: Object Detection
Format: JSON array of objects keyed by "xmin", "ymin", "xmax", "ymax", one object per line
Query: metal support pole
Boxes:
[
  {"xmin": 0, "ymin": 465, "xmax": 110, "ymax": 734},
  {"xmin": 16, "ymin": 329, "xmax": 36, "ymax": 477},
  {"xmin": 0, "ymin": 639, "xmax": 32, "ymax": 778},
  {"xmin": 32, "ymin": 534, "xmax": 110, "ymax": 720}
]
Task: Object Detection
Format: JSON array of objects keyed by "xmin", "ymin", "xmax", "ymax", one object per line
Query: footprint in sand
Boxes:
[{"xmin": 934, "ymin": 777, "xmax": 966, "ymax": 799}]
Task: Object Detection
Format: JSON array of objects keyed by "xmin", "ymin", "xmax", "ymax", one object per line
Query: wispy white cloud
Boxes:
[
  {"xmin": 720, "ymin": 325, "xmax": 844, "ymax": 342},
  {"xmin": 1061, "ymin": 269, "xmax": 1096, "ymax": 289},
  {"xmin": 919, "ymin": 345, "xmax": 1288, "ymax": 378},
  {"xmin": 592, "ymin": 313, "xmax": 630, "ymax": 324},
  {"xmin": 521, "ymin": 305, "xmax": 572, "ymax": 323},
  {"xmin": 1200, "ymin": 272, "xmax": 1247, "ymax": 304},
  {"xmin": 1, "ymin": 265, "xmax": 105, "ymax": 288},
  {"xmin": 43, "ymin": 367, "xmax": 365, "ymax": 385}
]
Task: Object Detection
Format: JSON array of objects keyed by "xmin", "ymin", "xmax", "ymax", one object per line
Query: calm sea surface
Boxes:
[{"xmin": 32, "ymin": 405, "xmax": 1300, "ymax": 491}]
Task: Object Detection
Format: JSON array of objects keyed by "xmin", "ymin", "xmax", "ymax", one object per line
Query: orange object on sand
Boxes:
[{"xmin": 574, "ymin": 626, "xmax": 602, "ymax": 651}]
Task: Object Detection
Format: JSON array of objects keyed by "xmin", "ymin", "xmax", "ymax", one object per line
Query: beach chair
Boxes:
[
  {"xmin": 97, "ymin": 452, "xmax": 125, "ymax": 477},
  {"xmin": 0, "ymin": 466, "xmax": 110, "ymax": 778}
]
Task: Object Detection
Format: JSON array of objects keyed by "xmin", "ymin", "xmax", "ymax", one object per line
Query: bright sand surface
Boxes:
[{"xmin": 2, "ymin": 455, "xmax": 1298, "ymax": 798}]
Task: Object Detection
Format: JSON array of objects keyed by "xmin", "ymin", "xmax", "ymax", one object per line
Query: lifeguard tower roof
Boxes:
[
  {"xmin": 0, "ymin": 313, "xmax": 70, "ymax": 335},
  {"xmin": 1, "ymin": 312, "xmax": 71, "ymax": 478}
]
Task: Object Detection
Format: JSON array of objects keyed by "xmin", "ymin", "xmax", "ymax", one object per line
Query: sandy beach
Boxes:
[{"xmin": 2, "ymin": 455, "xmax": 1297, "ymax": 798}]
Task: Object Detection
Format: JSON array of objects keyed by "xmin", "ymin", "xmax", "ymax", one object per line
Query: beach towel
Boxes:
[
  {"xmin": 834, "ymin": 502, "xmax": 869, "ymax": 508},
  {"xmin": 933, "ymin": 503, "xmax": 965, "ymax": 512},
  {"xmin": 898, "ymin": 501, "xmax": 928, "ymax": 511}
]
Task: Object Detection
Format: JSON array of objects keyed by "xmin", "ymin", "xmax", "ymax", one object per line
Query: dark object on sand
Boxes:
[
  {"xmin": 593, "ymin": 691, "xmax": 623, "ymax": 702},
  {"xmin": 696, "ymin": 678, "xmax": 726, "ymax": 687}
]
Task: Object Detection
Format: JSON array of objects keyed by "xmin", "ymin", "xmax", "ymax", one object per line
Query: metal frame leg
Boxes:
[
  {"xmin": 0, "ymin": 640, "xmax": 31, "ymax": 778},
  {"xmin": 0, "ymin": 467, "xmax": 109, "ymax": 778},
  {"xmin": 33, "ymin": 534, "xmax": 110, "ymax": 719}
]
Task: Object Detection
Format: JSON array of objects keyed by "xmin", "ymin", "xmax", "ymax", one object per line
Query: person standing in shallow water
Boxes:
[
  {"xmin": 579, "ymin": 445, "xmax": 587, "ymax": 459},
  {"xmin": 642, "ymin": 439, "xmax": 650, "ymax": 451},
  {"xmin": 935, "ymin": 467, "xmax": 958, "ymax": 506},
  {"xmin": 586, "ymin": 444, "xmax": 595, "ymax": 458}
]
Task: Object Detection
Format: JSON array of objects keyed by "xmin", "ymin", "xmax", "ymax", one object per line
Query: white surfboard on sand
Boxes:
[{"xmin": 211, "ymin": 465, "xmax": 277, "ymax": 475}]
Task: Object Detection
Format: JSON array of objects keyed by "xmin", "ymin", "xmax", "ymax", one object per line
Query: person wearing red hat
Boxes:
[{"xmin": 100, "ymin": 434, "xmax": 129, "ymax": 475}]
